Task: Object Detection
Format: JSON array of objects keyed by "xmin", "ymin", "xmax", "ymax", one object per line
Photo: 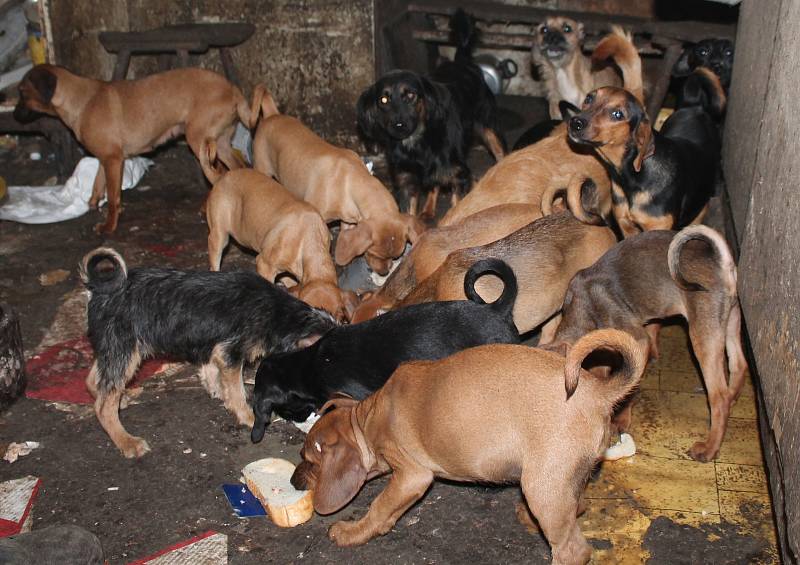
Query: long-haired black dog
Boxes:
[
  {"xmin": 357, "ymin": 9, "xmax": 505, "ymax": 219},
  {"xmin": 80, "ymin": 247, "xmax": 336, "ymax": 458},
  {"xmin": 250, "ymin": 258, "xmax": 520, "ymax": 442}
]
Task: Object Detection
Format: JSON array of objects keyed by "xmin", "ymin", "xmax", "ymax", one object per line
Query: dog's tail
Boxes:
[
  {"xmin": 541, "ymin": 176, "xmax": 610, "ymax": 226},
  {"xmin": 564, "ymin": 329, "xmax": 647, "ymax": 405},
  {"xmin": 449, "ymin": 8, "xmax": 479, "ymax": 62},
  {"xmin": 592, "ymin": 26, "xmax": 643, "ymax": 104},
  {"xmin": 79, "ymin": 247, "xmax": 128, "ymax": 294},
  {"xmin": 235, "ymin": 84, "xmax": 268, "ymax": 130},
  {"xmin": 463, "ymin": 258, "xmax": 518, "ymax": 319},
  {"xmin": 668, "ymin": 225, "xmax": 737, "ymax": 295},
  {"xmin": 679, "ymin": 67, "xmax": 727, "ymax": 119}
]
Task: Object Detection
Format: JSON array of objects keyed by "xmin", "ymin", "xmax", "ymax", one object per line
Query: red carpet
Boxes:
[{"xmin": 25, "ymin": 337, "xmax": 168, "ymax": 405}]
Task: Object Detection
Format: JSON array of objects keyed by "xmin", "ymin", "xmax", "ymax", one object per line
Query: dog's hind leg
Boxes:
[
  {"xmin": 214, "ymin": 126, "xmax": 245, "ymax": 171},
  {"xmin": 521, "ymin": 466, "xmax": 591, "ymax": 565},
  {"xmin": 479, "ymin": 126, "xmax": 506, "ymax": 161},
  {"xmin": 198, "ymin": 363, "xmax": 223, "ymax": 399},
  {"xmin": 88, "ymin": 166, "xmax": 106, "ymax": 210},
  {"xmin": 329, "ymin": 464, "xmax": 433, "ymax": 547},
  {"xmin": 725, "ymin": 300, "xmax": 748, "ymax": 401},
  {"xmin": 207, "ymin": 227, "xmax": 229, "ymax": 271},
  {"xmin": 213, "ymin": 350, "xmax": 254, "ymax": 427},
  {"xmin": 95, "ymin": 156, "xmax": 124, "ymax": 234}
]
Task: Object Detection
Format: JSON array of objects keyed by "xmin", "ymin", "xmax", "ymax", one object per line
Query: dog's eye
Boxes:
[
  {"xmin": 697, "ymin": 47, "xmax": 709, "ymax": 57},
  {"xmin": 404, "ymin": 91, "xmax": 417, "ymax": 103},
  {"xmin": 724, "ymin": 49, "xmax": 733, "ymax": 57},
  {"xmin": 562, "ymin": 23, "xmax": 572, "ymax": 33},
  {"xmin": 584, "ymin": 93, "xmax": 594, "ymax": 106},
  {"xmin": 540, "ymin": 25, "xmax": 548, "ymax": 35},
  {"xmin": 610, "ymin": 109, "xmax": 625, "ymax": 121},
  {"xmin": 379, "ymin": 95, "xmax": 390, "ymax": 105}
]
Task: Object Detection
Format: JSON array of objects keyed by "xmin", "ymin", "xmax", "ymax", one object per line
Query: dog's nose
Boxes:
[
  {"xmin": 544, "ymin": 31, "xmax": 562, "ymax": 44},
  {"xmin": 569, "ymin": 116, "xmax": 587, "ymax": 132},
  {"xmin": 394, "ymin": 121, "xmax": 404, "ymax": 129}
]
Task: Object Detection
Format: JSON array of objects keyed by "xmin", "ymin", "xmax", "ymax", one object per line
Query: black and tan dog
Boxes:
[
  {"xmin": 567, "ymin": 68, "xmax": 725, "ymax": 236},
  {"xmin": 13, "ymin": 65, "xmax": 262, "ymax": 233},
  {"xmin": 546, "ymin": 225, "xmax": 747, "ymax": 462},
  {"xmin": 357, "ymin": 9, "xmax": 504, "ymax": 219},
  {"xmin": 250, "ymin": 258, "xmax": 520, "ymax": 441},
  {"xmin": 80, "ymin": 247, "xmax": 335, "ymax": 458},
  {"xmin": 673, "ymin": 38, "xmax": 735, "ymax": 93}
]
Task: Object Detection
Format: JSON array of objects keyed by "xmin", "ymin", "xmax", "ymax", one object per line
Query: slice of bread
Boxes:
[{"xmin": 242, "ymin": 458, "xmax": 313, "ymax": 527}]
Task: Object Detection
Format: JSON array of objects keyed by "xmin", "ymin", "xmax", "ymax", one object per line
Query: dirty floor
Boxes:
[{"xmin": 0, "ymin": 119, "xmax": 780, "ymax": 563}]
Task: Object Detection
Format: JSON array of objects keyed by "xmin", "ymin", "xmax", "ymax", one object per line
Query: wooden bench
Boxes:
[{"xmin": 98, "ymin": 22, "xmax": 255, "ymax": 85}]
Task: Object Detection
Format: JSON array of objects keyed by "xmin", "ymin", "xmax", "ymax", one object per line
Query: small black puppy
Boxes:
[
  {"xmin": 673, "ymin": 38, "xmax": 735, "ymax": 92},
  {"xmin": 567, "ymin": 67, "xmax": 725, "ymax": 236},
  {"xmin": 250, "ymin": 258, "xmax": 519, "ymax": 442},
  {"xmin": 357, "ymin": 9, "xmax": 505, "ymax": 219},
  {"xmin": 81, "ymin": 247, "xmax": 336, "ymax": 458}
]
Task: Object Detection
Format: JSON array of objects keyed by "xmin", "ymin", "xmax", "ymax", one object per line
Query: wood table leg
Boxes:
[
  {"xmin": 219, "ymin": 47, "xmax": 240, "ymax": 87},
  {"xmin": 112, "ymin": 49, "xmax": 131, "ymax": 81}
]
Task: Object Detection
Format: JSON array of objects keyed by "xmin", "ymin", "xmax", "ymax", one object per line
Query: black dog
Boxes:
[
  {"xmin": 566, "ymin": 67, "xmax": 725, "ymax": 236},
  {"xmin": 357, "ymin": 9, "xmax": 505, "ymax": 219},
  {"xmin": 673, "ymin": 38, "xmax": 735, "ymax": 93},
  {"xmin": 250, "ymin": 258, "xmax": 520, "ymax": 442},
  {"xmin": 512, "ymin": 101, "xmax": 579, "ymax": 151},
  {"xmin": 81, "ymin": 247, "xmax": 336, "ymax": 458}
]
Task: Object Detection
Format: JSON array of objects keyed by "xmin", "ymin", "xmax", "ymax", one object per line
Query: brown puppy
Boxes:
[
  {"xmin": 533, "ymin": 22, "xmax": 639, "ymax": 119},
  {"xmin": 439, "ymin": 125, "xmax": 611, "ymax": 227},
  {"xmin": 352, "ymin": 203, "xmax": 540, "ymax": 322},
  {"xmin": 397, "ymin": 212, "xmax": 616, "ymax": 335},
  {"xmin": 252, "ymin": 94, "xmax": 423, "ymax": 275},
  {"xmin": 548, "ymin": 226, "xmax": 747, "ymax": 462},
  {"xmin": 13, "ymin": 64, "xmax": 262, "ymax": 233},
  {"xmin": 291, "ymin": 329, "xmax": 648, "ymax": 564},
  {"xmin": 206, "ymin": 169, "xmax": 358, "ymax": 322}
]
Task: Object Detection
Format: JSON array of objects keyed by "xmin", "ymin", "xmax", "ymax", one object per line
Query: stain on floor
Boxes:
[{"xmin": 0, "ymin": 127, "xmax": 779, "ymax": 563}]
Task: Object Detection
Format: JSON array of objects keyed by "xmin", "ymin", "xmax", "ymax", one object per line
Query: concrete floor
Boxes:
[{"xmin": 0, "ymin": 114, "xmax": 780, "ymax": 563}]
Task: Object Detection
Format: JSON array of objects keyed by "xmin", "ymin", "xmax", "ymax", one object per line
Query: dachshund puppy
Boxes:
[
  {"xmin": 396, "ymin": 213, "xmax": 617, "ymax": 335},
  {"xmin": 357, "ymin": 9, "xmax": 504, "ymax": 219},
  {"xmin": 547, "ymin": 226, "xmax": 747, "ymax": 462},
  {"xmin": 673, "ymin": 38, "xmax": 735, "ymax": 93},
  {"xmin": 13, "ymin": 65, "xmax": 262, "ymax": 233},
  {"xmin": 80, "ymin": 248, "xmax": 335, "ymax": 458},
  {"xmin": 352, "ymin": 204, "xmax": 539, "ymax": 323},
  {"xmin": 250, "ymin": 258, "xmax": 519, "ymax": 441},
  {"xmin": 290, "ymin": 329, "xmax": 648, "ymax": 564},
  {"xmin": 567, "ymin": 68, "xmax": 726, "ymax": 236},
  {"xmin": 533, "ymin": 20, "xmax": 635, "ymax": 119},
  {"xmin": 441, "ymin": 26, "xmax": 643, "ymax": 227},
  {"xmin": 252, "ymin": 93, "xmax": 423, "ymax": 275},
  {"xmin": 206, "ymin": 169, "xmax": 358, "ymax": 322}
]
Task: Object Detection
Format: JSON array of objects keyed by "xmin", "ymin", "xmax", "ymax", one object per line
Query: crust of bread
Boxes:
[{"xmin": 243, "ymin": 458, "xmax": 314, "ymax": 527}]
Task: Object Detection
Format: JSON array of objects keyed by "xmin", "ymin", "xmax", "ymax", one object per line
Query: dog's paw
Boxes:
[
  {"xmin": 94, "ymin": 221, "xmax": 116, "ymax": 235},
  {"xmin": 119, "ymin": 436, "xmax": 151, "ymax": 458},
  {"xmin": 328, "ymin": 520, "xmax": 370, "ymax": 547},
  {"xmin": 688, "ymin": 441, "xmax": 717, "ymax": 463}
]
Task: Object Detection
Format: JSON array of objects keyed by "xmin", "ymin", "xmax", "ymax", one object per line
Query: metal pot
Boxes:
[{"xmin": 474, "ymin": 54, "xmax": 518, "ymax": 95}]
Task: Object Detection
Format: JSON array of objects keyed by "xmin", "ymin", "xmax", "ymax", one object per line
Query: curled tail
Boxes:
[
  {"xmin": 79, "ymin": 247, "xmax": 128, "ymax": 294},
  {"xmin": 236, "ymin": 84, "xmax": 268, "ymax": 130},
  {"xmin": 541, "ymin": 176, "xmax": 610, "ymax": 225},
  {"xmin": 463, "ymin": 258, "xmax": 518, "ymax": 320},
  {"xmin": 668, "ymin": 225, "xmax": 737, "ymax": 295},
  {"xmin": 449, "ymin": 8, "xmax": 479, "ymax": 62},
  {"xmin": 679, "ymin": 67, "xmax": 727, "ymax": 118},
  {"xmin": 564, "ymin": 329, "xmax": 647, "ymax": 403},
  {"xmin": 592, "ymin": 26, "xmax": 643, "ymax": 103}
]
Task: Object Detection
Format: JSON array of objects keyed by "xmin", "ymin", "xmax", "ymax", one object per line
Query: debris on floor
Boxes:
[
  {"xmin": 2, "ymin": 441, "xmax": 39, "ymax": 463},
  {"xmin": 0, "ymin": 476, "xmax": 40, "ymax": 537}
]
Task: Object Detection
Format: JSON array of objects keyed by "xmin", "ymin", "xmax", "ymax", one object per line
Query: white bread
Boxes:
[{"xmin": 242, "ymin": 458, "xmax": 313, "ymax": 527}]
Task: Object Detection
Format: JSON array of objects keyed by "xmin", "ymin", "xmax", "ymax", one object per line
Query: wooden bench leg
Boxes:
[
  {"xmin": 177, "ymin": 49, "xmax": 190, "ymax": 67},
  {"xmin": 112, "ymin": 49, "xmax": 131, "ymax": 81},
  {"xmin": 219, "ymin": 47, "xmax": 240, "ymax": 87}
]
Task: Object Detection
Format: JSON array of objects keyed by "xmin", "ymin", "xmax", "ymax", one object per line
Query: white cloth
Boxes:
[{"xmin": 0, "ymin": 157, "xmax": 152, "ymax": 224}]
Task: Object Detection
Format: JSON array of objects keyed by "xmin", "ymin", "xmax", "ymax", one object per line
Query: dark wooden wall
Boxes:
[{"xmin": 723, "ymin": 1, "xmax": 799, "ymax": 561}]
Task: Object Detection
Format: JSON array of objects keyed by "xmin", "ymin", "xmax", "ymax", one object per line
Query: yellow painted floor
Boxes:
[{"xmin": 582, "ymin": 324, "xmax": 779, "ymax": 563}]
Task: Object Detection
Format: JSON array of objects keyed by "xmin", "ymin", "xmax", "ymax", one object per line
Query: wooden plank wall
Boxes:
[{"xmin": 723, "ymin": 1, "xmax": 799, "ymax": 561}]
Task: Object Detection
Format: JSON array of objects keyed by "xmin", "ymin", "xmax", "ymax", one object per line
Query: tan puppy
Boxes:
[
  {"xmin": 13, "ymin": 64, "xmax": 262, "ymax": 233},
  {"xmin": 398, "ymin": 212, "xmax": 617, "ymax": 335},
  {"xmin": 439, "ymin": 125, "xmax": 611, "ymax": 227},
  {"xmin": 252, "ymin": 94, "xmax": 423, "ymax": 275},
  {"xmin": 206, "ymin": 169, "xmax": 357, "ymax": 322},
  {"xmin": 352, "ymin": 203, "xmax": 541, "ymax": 322},
  {"xmin": 291, "ymin": 329, "xmax": 648, "ymax": 564},
  {"xmin": 533, "ymin": 20, "xmax": 634, "ymax": 118}
]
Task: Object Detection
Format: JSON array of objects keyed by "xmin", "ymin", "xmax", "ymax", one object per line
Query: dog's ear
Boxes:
[
  {"xmin": 558, "ymin": 100, "xmax": 580, "ymax": 121},
  {"xmin": 341, "ymin": 290, "xmax": 360, "ymax": 322},
  {"xmin": 356, "ymin": 85, "xmax": 383, "ymax": 143},
  {"xmin": 672, "ymin": 46, "xmax": 693, "ymax": 76},
  {"xmin": 419, "ymin": 76, "xmax": 450, "ymax": 127},
  {"xmin": 319, "ymin": 396, "xmax": 358, "ymax": 415},
  {"xmin": 313, "ymin": 435, "xmax": 367, "ymax": 514},
  {"xmin": 250, "ymin": 396, "xmax": 273, "ymax": 443},
  {"xmin": 296, "ymin": 333, "xmax": 323, "ymax": 349},
  {"xmin": 576, "ymin": 21, "xmax": 585, "ymax": 41},
  {"xmin": 335, "ymin": 222, "xmax": 373, "ymax": 266},
  {"xmin": 402, "ymin": 214, "xmax": 426, "ymax": 244},
  {"xmin": 632, "ymin": 116, "xmax": 654, "ymax": 173},
  {"xmin": 261, "ymin": 92, "xmax": 280, "ymax": 118},
  {"xmin": 27, "ymin": 65, "xmax": 58, "ymax": 105},
  {"xmin": 13, "ymin": 65, "xmax": 58, "ymax": 123}
]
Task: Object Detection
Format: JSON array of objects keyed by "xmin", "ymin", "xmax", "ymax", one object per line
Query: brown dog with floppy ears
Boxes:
[
  {"xmin": 546, "ymin": 225, "xmax": 747, "ymax": 462},
  {"xmin": 206, "ymin": 169, "xmax": 358, "ymax": 322},
  {"xmin": 291, "ymin": 329, "xmax": 648, "ymax": 564},
  {"xmin": 252, "ymin": 93, "xmax": 424, "ymax": 275},
  {"xmin": 396, "ymin": 213, "xmax": 617, "ymax": 335},
  {"xmin": 13, "ymin": 65, "xmax": 263, "ymax": 234},
  {"xmin": 352, "ymin": 203, "xmax": 541, "ymax": 322}
]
